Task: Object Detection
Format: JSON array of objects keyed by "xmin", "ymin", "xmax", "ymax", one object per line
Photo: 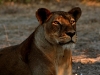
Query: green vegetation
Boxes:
[
  {"xmin": 0, "ymin": 0, "xmax": 33, "ymax": 4},
  {"xmin": 0, "ymin": 0, "xmax": 54, "ymax": 4}
]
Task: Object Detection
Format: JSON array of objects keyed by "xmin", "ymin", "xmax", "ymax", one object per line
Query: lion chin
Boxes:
[
  {"xmin": 62, "ymin": 43, "xmax": 75, "ymax": 50},
  {"xmin": 56, "ymin": 39, "xmax": 76, "ymax": 50}
]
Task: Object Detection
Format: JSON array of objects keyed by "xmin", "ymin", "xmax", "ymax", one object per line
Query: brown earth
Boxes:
[{"xmin": 0, "ymin": 0, "xmax": 100, "ymax": 75}]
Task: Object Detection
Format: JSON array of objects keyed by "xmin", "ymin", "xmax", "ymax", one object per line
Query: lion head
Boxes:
[{"xmin": 36, "ymin": 7, "xmax": 81, "ymax": 49}]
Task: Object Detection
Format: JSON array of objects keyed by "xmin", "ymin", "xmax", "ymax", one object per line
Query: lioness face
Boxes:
[
  {"xmin": 44, "ymin": 13, "xmax": 76, "ymax": 49},
  {"xmin": 36, "ymin": 7, "xmax": 81, "ymax": 49}
]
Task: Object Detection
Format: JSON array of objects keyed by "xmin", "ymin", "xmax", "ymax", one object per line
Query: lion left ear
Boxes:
[
  {"xmin": 68, "ymin": 7, "xmax": 82, "ymax": 22},
  {"xmin": 36, "ymin": 8, "xmax": 51, "ymax": 24}
]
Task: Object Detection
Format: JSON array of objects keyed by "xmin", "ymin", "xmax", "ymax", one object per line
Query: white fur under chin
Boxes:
[{"xmin": 62, "ymin": 43, "xmax": 75, "ymax": 50}]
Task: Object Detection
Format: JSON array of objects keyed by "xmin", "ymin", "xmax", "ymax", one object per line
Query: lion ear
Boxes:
[
  {"xmin": 68, "ymin": 7, "xmax": 82, "ymax": 22},
  {"xmin": 36, "ymin": 8, "xmax": 51, "ymax": 24}
]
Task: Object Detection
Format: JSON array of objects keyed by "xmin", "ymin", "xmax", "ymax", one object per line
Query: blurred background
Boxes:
[{"xmin": 0, "ymin": 0, "xmax": 100, "ymax": 75}]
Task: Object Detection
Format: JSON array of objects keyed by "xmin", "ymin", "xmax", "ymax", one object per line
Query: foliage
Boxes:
[
  {"xmin": 0, "ymin": 0, "xmax": 56, "ymax": 4},
  {"xmin": 3, "ymin": 0, "xmax": 32, "ymax": 4}
]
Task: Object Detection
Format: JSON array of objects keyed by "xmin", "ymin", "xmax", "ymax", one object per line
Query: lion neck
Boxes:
[
  {"xmin": 34, "ymin": 25, "xmax": 72, "ymax": 63},
  {"xmin": 34, "ymin": 25, "xmax": 56, "ymax": 61}
]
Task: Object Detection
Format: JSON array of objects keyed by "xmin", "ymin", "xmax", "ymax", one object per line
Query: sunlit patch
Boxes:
[
  {"xmin": 82, "ymin": 0, "xmax": 100, "ymax": 6},
  {"xmin": 73, "ymin": 55, "xmax": 100, "ymax": 64}
]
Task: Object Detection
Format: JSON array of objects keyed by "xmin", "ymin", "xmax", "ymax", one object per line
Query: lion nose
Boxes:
[{"xmin": 66, "ymin": 31, "xmax": 75, "ymax": 37}]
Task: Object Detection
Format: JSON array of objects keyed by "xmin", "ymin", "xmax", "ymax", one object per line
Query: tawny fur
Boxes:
[{"xmin": 0, "ymin": 7, "xmax": 81, "ymax": 75}]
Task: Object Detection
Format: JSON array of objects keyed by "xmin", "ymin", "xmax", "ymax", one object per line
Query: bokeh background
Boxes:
[{"xmin": 0, "ymin": 0, "xmax": 100, "ymax": 75}]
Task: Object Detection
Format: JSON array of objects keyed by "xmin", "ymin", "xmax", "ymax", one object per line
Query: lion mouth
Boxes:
[{"xmin": 59, "ymin": 40, "xmax": 75, "ymax": 45}]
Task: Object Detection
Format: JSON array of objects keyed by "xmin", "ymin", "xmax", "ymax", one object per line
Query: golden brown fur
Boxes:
[{"xmin": 0, "ymin": 7, "xmax": 81, "ymax": 75}]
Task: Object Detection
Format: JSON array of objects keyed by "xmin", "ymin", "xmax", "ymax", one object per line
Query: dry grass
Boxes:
[
  {"xmin": 3, "ymin": 25, "xmax": 10, "ymax": 46},
  {"xmin": 82, "ymin": 0, "xmax": 100, "ymax": 6}
]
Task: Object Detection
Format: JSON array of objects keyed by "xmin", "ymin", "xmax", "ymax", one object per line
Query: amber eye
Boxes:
[
  {"xmin": 52, "ymin": 21, "xmax": 60, "ymax": 25},
  {"xmin": 70, "ymin": 20, "xmax": 75, "ymax": 26}
]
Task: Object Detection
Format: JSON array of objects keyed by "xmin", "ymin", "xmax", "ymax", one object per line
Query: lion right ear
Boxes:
[
  {"xmin": 36, "ymin": 8, "xmax": 51, "ymax": 24},
  {"xmin": 68, "ymin": 7, "xmax": 82, "ymax": 22}
]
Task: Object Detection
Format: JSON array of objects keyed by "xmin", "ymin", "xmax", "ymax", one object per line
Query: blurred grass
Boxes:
[
  {"xmin": 82, "ymin": 0, "xmax": 100, "ymax": 6},
  {"xmin": 0, "ymin": 0, "xmax": 33, "ymax": 4},
  {"xmin": 82, "ymin": 0, "xmax": 100, "ymax": 2},
  {"xmin": 0, "ymin": 0, "xmax": 58, "ymax": 4},
  {"xmin": 0, "ymin": 0, "xmax": 99, "ymax": 5},
  {"xmin": 0, "ymin": 0, "xmax": 100, "ymax": 4}
]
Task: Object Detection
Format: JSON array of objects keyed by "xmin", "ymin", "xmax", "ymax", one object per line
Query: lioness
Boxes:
[{"xmin": 0, "ymin": 7, "xmax": 81, "ymax": 75}]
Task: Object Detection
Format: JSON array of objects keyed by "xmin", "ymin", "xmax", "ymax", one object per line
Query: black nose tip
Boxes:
[{"xmin": 66, "ymin": 31, "xmax": 75, "ymax": 37}]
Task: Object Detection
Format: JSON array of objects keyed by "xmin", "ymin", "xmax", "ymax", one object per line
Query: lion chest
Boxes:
[
  {"xmin": 56, "ymin": 64, "xmax": 66, "ymax": 75},
  {"xmin": 55, "ymin": 49, "xmax": 72, "ymax": 75}
]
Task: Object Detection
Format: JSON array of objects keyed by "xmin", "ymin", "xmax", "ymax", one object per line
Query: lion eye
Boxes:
[
  {"xmin": 70, "ymin": 20, "xmax": 75, "ymax": 25},
  {"xmin": 52, "ymin": 21, "xmax": 60, "ymax": 25}
]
